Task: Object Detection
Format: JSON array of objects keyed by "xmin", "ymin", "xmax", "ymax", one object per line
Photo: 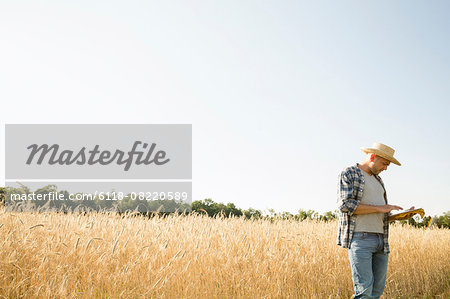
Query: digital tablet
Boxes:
[{"xmin": 389, "ymin": 208, "xmax": 425, "ymax": 221}]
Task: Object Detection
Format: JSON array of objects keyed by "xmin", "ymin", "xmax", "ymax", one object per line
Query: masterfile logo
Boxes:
[
  {"xmin": 26, "ymin": 141, "xmax": 170, "ymax": 171},
  {"xmin": 5, "ymin": 124, "xmax": 192, "ymax": 211},
  {"xmin": 6, "ymin": 124, "xmax": 191, "ymax": 179}
]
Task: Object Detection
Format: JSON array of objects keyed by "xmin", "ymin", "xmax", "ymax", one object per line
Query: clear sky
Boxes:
[{"xmin": 1, "ymin": 1, "xmax": 449, "ymax": 216}]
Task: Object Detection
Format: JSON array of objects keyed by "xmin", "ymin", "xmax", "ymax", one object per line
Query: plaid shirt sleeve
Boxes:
[
  {"xmin": 336, "ymin": 166, "xmax": 362, "ymax": 249},
  {"xmin": 337, "ymin": 170, "xmax": 359, "ymax": 216}
]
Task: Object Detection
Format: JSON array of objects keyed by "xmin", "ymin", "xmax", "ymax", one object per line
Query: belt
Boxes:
[{"xmin": 355, "ymin": 232, "xmax": 384, "ymax": 236}]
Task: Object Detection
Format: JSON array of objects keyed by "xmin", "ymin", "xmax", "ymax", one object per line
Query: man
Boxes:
[{"xmin": 337, "ymin": 142, "xmax": 411, "ymax": 299}]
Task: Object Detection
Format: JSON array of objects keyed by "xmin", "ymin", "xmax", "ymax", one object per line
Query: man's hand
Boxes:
[
  {"xmin": 377, "ymin": 204, "xmax": 403, "ymax": 213},
  {"xmin": 354, "ymin": 203, "xmax": 403, "ymax": 215}
]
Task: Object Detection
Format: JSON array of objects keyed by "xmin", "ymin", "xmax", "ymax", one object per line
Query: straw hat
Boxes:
[{"xmin": 360, "ymin": 142, "xmax": 401, "ymax": 166}]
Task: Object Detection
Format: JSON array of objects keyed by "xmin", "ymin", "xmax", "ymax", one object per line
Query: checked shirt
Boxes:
[{"xmin": 336, "ymin": 164, "xmax": 390, "ymax": 254}]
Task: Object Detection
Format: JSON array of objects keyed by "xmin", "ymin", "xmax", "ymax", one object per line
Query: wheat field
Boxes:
[{"xmin": 0, "ymin": 208, "xmax": 449, "ymax": 298}]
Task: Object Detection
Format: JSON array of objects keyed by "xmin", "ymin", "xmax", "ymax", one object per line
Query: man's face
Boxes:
[{"xmin": 369, "ymin": 155, "xmax": 390, "ymax": 175}]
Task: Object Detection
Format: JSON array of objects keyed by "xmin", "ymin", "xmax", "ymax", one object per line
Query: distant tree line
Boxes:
[
  {"xmin": 191, "ymin": 198, "xmax": 338, "ymax": 222},
  {"xmin": 1, "ymin": 186, "xmax": 449, "ymax": 228},
  {"xmin": 189, "ymin": 199, "xmax": 450, "ymax": 229},
  {"xmin": 398, "ymin": 212, "xmax": 450, "ymax": 229}
]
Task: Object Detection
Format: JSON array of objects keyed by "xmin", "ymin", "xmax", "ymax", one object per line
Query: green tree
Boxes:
[
  {"xmin": 436, "ymin": 211, "xmax": 450, "ymax": 229},
  {"xmin": 192, "ymin": 199, "xmax": 243, "ymax": 217},
  {"xmin": 243, "ymin": 207, "xmax": 262, "ymax": 219},
  {"xmin": 298, "ymin": 209, "xmax": 307, "ymax": 221},
  {"xmin": 0, "ymin": 187, "xmax": 6, "ymax": 206}
]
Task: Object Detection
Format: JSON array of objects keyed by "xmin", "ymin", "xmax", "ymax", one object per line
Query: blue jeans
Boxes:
[{"xmin": 348, "ymin": 232, "xmax": 389, "ymax": 299}]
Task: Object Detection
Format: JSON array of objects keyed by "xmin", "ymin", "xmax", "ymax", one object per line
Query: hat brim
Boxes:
[{"xmin": 361, "ymin": 147, "xmax": 401, "ymax": 166}]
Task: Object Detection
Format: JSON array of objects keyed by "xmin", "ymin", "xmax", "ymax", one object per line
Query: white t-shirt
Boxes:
[{"xmin": 354, "ymin": 170, "xmax": 385, "ymax": 233}]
